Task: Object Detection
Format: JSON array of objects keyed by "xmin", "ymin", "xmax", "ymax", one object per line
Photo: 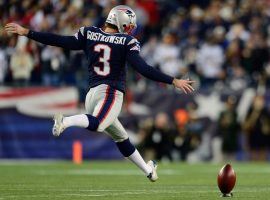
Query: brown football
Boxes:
[{"xmin": 217, "ymin": 164, "xmax": 236, "ymax": 195}]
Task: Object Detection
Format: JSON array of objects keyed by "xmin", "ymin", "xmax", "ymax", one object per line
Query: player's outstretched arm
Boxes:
[
  {"xmin": 5, "ymin": 23, "xmax": 84, "ymax": 50},
  {"xmin": 127, "ymin": 53, "xmax": 195, "ymax": 94}
]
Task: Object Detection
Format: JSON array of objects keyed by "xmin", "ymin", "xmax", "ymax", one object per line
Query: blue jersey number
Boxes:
[{"xmin": 94, "ymin": 44, "xmax": 111, "ymax": 76}]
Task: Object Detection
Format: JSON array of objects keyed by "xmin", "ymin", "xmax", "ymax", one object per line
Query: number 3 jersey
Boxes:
[
  {"xmin": 27, "ymin": 26, "xmax": 173, "ymax": 92},
  {"xmin": 75, "ymin": 26, "xmax": 140, "ymax": 93}
]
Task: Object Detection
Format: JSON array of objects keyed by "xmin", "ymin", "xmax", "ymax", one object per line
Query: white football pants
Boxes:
[{"xmin": 85, "ymin": 84, "xmax": 128, "ymax": 142}]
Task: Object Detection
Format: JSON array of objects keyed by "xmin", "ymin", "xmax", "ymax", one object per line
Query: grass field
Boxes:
[{"xmin": 0, "ymin": 161, "xmax": 269, "ymax": 200}]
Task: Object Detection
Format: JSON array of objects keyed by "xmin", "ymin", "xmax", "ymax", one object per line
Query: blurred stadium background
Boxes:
[{"xmin": 0, "ymin": 0, "xmax": 270, "ymax": 164}]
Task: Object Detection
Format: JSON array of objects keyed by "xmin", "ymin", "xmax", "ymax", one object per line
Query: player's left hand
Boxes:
[
  {"xmin": 172, "ymin": 78, "xmax": 195, "ymax": 94},
  {"xmin": 4, "ymin": 23, "xmax": 29, "ymax": 36}
]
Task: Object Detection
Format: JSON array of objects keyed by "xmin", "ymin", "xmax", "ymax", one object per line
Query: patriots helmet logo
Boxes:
[{"xmin": 117, "ymin": 8, "xmax": 135, "ymax": 19}]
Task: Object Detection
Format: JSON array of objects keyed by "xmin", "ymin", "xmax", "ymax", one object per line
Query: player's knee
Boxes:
[
  {"xmin": 97, "ymin": 124, "xmax": 106, "ymax": 132},
  {"xmin": 85, "ymin": 114, "xmax": 100, "ymax": 131},
  {"xmin": 112, "ymin": 135, "xmax": 129, "ymax": 143}
]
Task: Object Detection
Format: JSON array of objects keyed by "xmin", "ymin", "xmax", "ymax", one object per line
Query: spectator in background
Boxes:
[
  {"xmin": 27, "ymin": 40, "xmax": 41, "ymax": 84},
  {"xmin": 179, "ymin": 30, "xmax": 200, "ymax": 73},
  {"xmin": 0, "ymin": 46, "xmax": 7, "ymax": 84},
  {"xmin": 10, "ymin": 46, "xmax": 34, "ymax": 87},
  {"xmin": 204, "ymin": 0, "xmax": 230, "ymax": 32},
  {"xmin": 226, "ymin": 23, "xmax": 250, "ymax": 42},
  {"xmin": 40, "ymin": 46, "xmax": 65, "ymax": 86},
  {"xmin": 141, "ymin": 35, "xmax": 158, "ymax": 67},
  {"xmin": 137, "ymin": 35, "xmax": 159, "ymax": 89},
  {"xmin": 225, "ymin": 39, "xmax": 249, "ymax": 91},
  {"xmin": 153, "ymin": 32, "xmax": 185, "ymax": 78},
  {"xmin": 213, "ymin": 26, "xmax": 229, "ymax": 50},
  {"xmin": 216, "ymin": 96, "xmax": 240, "ymax": 161},
  {"xmin": 226, "ymin": 39, "xmax": 242, "ymax": 69},
  {"xmin": 138, "ymin": 113, "xmax": 175, "ymax": 162},
  {"xmin": 182, "ymin": 5, "xmax": 205, "ymax": 38},
  {"xmin": 136, "ymin": 0, "xmax": 160, "ymax": 37},
  {"xmin": 174, "ymin": 103, "xmax": 204, "ymax": 161},
  {"xmin": 243, "ymin": 95, "xmax": 270, "ymax": 161},
  {"xmin": 241, "ymin": 32, "xmax": 269, "ymax": 83},
  {"xmin": 196, "ymin": 32, "xmax": 225, "ymax": 86}
]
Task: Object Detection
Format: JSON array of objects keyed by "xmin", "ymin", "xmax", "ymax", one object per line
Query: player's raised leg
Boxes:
[
  {"xmin": 52, "ymin": 113, "xmax": 100, "ymax": 136},
  {"xmin": 52, "ymin": 84, "xmax": 114, "ymax": 136},
  {"xmin": 105, "ymin": 119, "xmax": 158, "ymax": 182}
]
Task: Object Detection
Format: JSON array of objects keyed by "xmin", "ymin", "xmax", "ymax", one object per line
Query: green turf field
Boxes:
[{"xmin": 0, "ymin": 161, "xmax": 269, "ymax": 200}]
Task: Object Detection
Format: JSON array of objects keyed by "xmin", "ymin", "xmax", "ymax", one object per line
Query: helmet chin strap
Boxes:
[{"xmin": 124, "ymin": 24, "xmax": 135, "ymax": 35}]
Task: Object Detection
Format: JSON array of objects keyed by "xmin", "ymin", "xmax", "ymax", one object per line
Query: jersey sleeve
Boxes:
[
  {"xmin": 126, "ymin": 37, "xmax": 174, "ymax": 85},
  {"xmin": 73, "ymin": 27, "xmax": 86, "ymax": 48},
  {"xmin": 27, "ymin": 27, "xmax": 86, "ymax": 50},
  {"xmin": 126, "ymin": 37, "xmax": 141, "ymax": 54}
]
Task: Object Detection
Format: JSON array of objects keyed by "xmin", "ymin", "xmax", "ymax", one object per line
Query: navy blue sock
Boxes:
[
  {"xmin": 116, "ymin": 138, "xmax": 136, "ymax": 157},
  {"xmin": 85, "ymin": 114, "xmax": 100, "ymax": 131}
]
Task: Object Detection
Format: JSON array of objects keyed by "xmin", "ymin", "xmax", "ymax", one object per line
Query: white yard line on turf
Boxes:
[
  {"xmin": 34, "ymin": 169, "xmax": 180, "ymax": 176},
  {"xmin": 64, "ymin": 194, "xmax": 106, "ymax": 197},
  {"xmin": 0, "ymin": 159, "xmax": 65, "ymax": 165},
  {"xmin": 63, "ymin": 191, "xmax": 148, "ymax": 197}
]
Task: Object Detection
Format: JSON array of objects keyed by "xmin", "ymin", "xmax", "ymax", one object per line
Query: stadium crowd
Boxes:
[{"xmin": 1, "ymin": 0, "xmax": 270, "ymax": 161}]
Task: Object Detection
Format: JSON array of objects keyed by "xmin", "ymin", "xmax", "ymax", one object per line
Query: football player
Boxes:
[{"xmin": 5, "ymin": 5, "xmax": 195, "ymax": 182}]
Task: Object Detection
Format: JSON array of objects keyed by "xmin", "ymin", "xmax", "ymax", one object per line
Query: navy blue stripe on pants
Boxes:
[{"xmin": 96, "ymin": 86, "xmax": 116, "ymax": 123}]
